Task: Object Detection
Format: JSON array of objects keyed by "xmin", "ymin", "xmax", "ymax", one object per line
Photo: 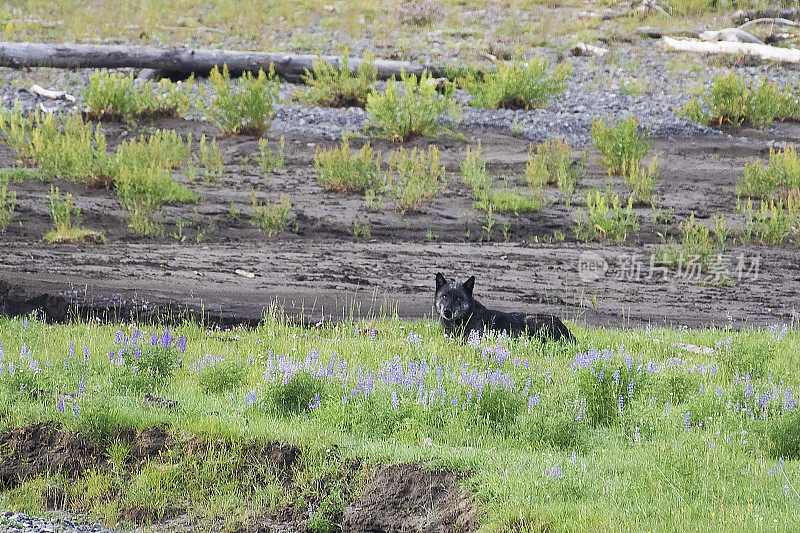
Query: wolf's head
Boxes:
[{"xmin": 434, "ymin": 273, "xmax": 475, "ymax": 322}]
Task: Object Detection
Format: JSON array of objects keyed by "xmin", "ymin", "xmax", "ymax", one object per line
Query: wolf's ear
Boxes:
[
  {"xmin": 463, "ymin": 276, "xmax": 475, "ymax": 297},
  {"xmin": 435, "ymin": 273, "xmax": 447, "ymax": 290}
]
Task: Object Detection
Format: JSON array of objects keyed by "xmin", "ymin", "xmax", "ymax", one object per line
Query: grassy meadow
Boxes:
[{"xmin": 0, "ymin": 312, "xmax": 798, "ymax": 531}]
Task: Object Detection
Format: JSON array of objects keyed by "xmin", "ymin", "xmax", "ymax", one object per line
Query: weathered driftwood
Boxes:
[
  {"xmin": 697, "ymin": 28, "xmax": 765, "ymax": 45},
  {"xmin": 0, "ymin": 42, "xmax": 446, "ymax": 81},
  {"xmin": 662, "ymin": 36, "xmax": 800, "ymax": 63},
  {"xmin": 733, "ymin": 8, "xmax": 800, "ymax": 25},
  {"xmin": 571, "ymin": 42, "xmax": 609, "ymax": 57},
  {"xmin": 738, "ymin": 17, "xmax": 800, "ymax": 31}
]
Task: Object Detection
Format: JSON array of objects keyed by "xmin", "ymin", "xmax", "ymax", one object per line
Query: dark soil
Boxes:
[
  {"xmin": 1, "ymin": 117, "xmax": 799, "ymax": 330},
  {"xmin": 0, "ymin": 422, "xmax": 170, "ymax": 487},
  {"xmin": 342, "ymin": 464, "xmax": 480, "ymax": 533}
]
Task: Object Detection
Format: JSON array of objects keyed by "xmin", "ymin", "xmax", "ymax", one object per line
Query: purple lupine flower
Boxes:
[
  {"xmin": 74, "ymin": 405, "xmax": 80, "ymax": 418},
  {"xmin": 114, "ymin": 330, "xmax": 124, "ymax": 344},
  {"xmin": 0, "ymin": 339, "xmax": 4, "ymax": 360},
  {"xmin": 618, "ymin": 395, "xmax": 624, "ymax": 414},
  {"xmin": 613, "ymin": 369, "xmax": 620, "ymax": 385},
  {"xmin": 451, "ymin": 397, "xmax": 458, "ymax": 407},
  {"xmin": 58, "ymin": 398, "xmax": 64, "ymax": 412},
  {"xmin": 391, "ymin": 390, "xmax": 399, "ymax": 411},
  {"xmin": 684, "ymin": 412, "xmax": 691, "ymax": 432},
  {"xmin": 245, "ymin": 390, "xmax": 257, "ymax": 406},
  {"xmin": 571, "ymin": 450, "xmax": 577, "ymax": 462},
  {"xmin": 176, "ymin": 337, "xmax": 187, "ymax": 353},
  {"xmin": 160, "ymin": 328, "xmax": 173, "ymax": 349},
  {"xmin": 783, "ymin": 388, "xmax": 795, "ymax": 412},
  {"xmin": 598, "ymin": 370, "xmax": 604, "ymax": 382},
  {"xmin": 634, "ymin": 426, "xmax": 641, "ymax": 443},
  {"xmin": 84, "ymin": 346, "xmax": 89, "ymax": 362},
  {"xmin": 309, "ymin": 393, "xmax": 320, "ymax": 410},
  {"xmin": 78, "ymin": 377, "xmax": 85, "ymax": 395},
  {"xmin": 150, "ymin": 332, "xmax": 158, "ymax": 346},
  {"xmin": 628, "ymin": 380, "xmax": 634, "ymax": 398}
]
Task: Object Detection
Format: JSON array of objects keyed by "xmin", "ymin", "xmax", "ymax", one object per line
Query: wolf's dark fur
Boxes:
[{"xmin": 434, "ymin": 273, "xmax": 573, "ymax": 342}]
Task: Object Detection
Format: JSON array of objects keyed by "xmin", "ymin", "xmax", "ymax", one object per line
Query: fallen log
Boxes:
[
  {"xmin": 662, "ymin": 36, "xmax": 800, "ymax": 63},
  {"xmin": 0, "ymin": 41, "xmax": 446, "ymax": 82},
  {"xmin": 733, "ymin": 8, "xmax": 800, "ymax": 25}
]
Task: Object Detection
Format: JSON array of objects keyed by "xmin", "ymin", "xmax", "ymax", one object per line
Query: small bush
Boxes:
[
  {"xmin": 461, "ymin": 53, "xmax": 571, "ymax": 110},
  {"xmin": 573, "ymin": 190, "xmax": 638, "ymax": 242},
  {"xmin": 387, "ymin": 146, "xmax": 445, "ymax": 211},
  {"xmin": 300, "ymin": 51, "xmax": 377, "ymax": 108},
  {"xmin": 0, "ymin": 112, "xmax": 111, "ymax": 184},
  {"xmin": 113, "ymin": 131, "xmax": 196, "ymax": 233},
  {"xmin": 626, "ymin": 156, "xmax": 661, "ymax": 204},
  {"xmin": 206, "ymin": 64, "xmax": 280, "ymax": 135},
  {"xmin": 657, "ymin": 213, "xmax": 728, "ymax": 274},
  {"xmin": 366, "ymin": 69, "xmax": 461, "ymax": 141},
  {"xmin": 525, "ymin": 138, "xmax": 582, "ymax": 205},
  {"xmin": 82, "ymin": 70, "xmax": 193, "ymax": 121},
  {"xmin": 591, "ymin": 116, "xmax": 651, "ymax": 178},
  {"xmin": 270, "ymin": 372, "xmax": 323, "ymax": 416},
  {"xmin": 740, "ymin": 197, "xmax": 800, "ymax": 245},
  {"xmin": 461, "ymin": 142, "xmax": 490, "ymax": 193},
  {"xmin": 251, "ymin": 191, "xmax": 291, "ymax": 236},
  {"xmin": 767, "ymin": 411, "xmax": 800, "ymax": 459},
  {"xmin": 737, "ymin": 146, "xmax": 800, "ymax": 201},
  {"xmin": 258, "ymin": 136, "xmax": 285, "ymax": 174},
  {"xmin": 44, "ymin": 185, "xmax": 104, "ymax": 244},
  {"xmin": 0, "ymin": 173, "xmax": 16, "ymax": 232},
  {"xmin": 198, "ymin": 134, "xmax": 224, "ymax": 181},
  {"xmin": 314, "ymin": 137, "xmax": 383, "ymax": 193},
  {"xmin": 682, "ymin": 72, "xmax": 800, "ymax": 129}
]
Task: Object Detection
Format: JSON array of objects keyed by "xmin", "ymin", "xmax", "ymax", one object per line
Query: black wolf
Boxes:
[{"xmin": 434, "ymin": 273, "xmax": 573, "ymax": 342}]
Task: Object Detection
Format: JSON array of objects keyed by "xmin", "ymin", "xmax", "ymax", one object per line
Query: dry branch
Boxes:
[
  {"xmin": 0, "ymin": 42, "xmax": 446, "ymax": 82},
  {"xmin": 662, "ymin": 36, "xmax": 800, "ymax": 64}
]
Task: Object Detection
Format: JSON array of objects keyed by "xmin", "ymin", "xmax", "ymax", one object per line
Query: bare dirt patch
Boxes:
[
  {"xmin": 342, "ymin": 464, "xmax": 480, "ymax": 532},
  {"xmin": 0, "ymin": 117, "xmax": 798, "ymax": 330}
]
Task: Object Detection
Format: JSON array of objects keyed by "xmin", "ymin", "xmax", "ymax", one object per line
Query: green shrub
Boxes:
[
  {"xmin": 525, "ymin": 138, "xmax": 582, "ymax": 205},
  {"xmin": 591, "ymin": 116, "xmax": 651, "ymax": 178},
  {"xmin": 767, "ymin": 411, "xmax": 800, "ymax": 459},
  {"xmin": 0, "ymin": 173, "xmax": 16, "ymax": 233},
  {"xmin": 43, "ymin": 185, "xmax": 104, "ymax": 244},
  {"xmin": 206, "ymin": 64, "xmax": 280, "ymax": 135},
  {"xmin": 314, "ymin": 137, "xmax": 383, "ymax": 193},
  {"xmin": 82, "ymin": 70, "xmax": 193, "ymax": 121},
  {"xmin": 300, "ymin": 51, "xmax": 377, "ymax": 108},
  {"xmin": 461, "ymin": 142, "xmax": 490, "ymax": 194},
  {"xmin": 270, "ymin": 372, "xmax": 323, "ymax": 416},
  {"xmin": 740, "ymin": 197, "xmax": 800, "ymax": 245},
  {"xmin": 682, "ymin": 72, "xmax": 800, "ymax": 129},
  {"xmin": 738, "ymin": 146, "xmax": 800, "ymax": 200},
  {"xmin": 198, "ymin": 134, "xmax": 224, "ymax": 181},
  {"xmin": 460, "ymin": 53, "xmax": 571, "ymax": 110},
  {"xmin": 113, "ymin": 131, "xmax": 196, "ymax": 233},
  {"xmin": 657, "ymin": 213, "xmax": 728, "ymax": 274},
  {"xmin": 366, "ymin": 70, "xmax": 461, "ymax": 141},
  {"xmin": 626, "ymin": 156, "xmax": 660, "ymax": 204},
  {"xmin": 0, "ymin": 112, "xmax": 111, "ymax": 184},
  {"xmin": 387, "ymin": 146, "xmax": 445, "ymax": 211},
  {"xmin": 258, "ymin": 136, "xmax": 285, "ymax": 174},
  {"xmin": 251, "ymin": 191, "xmax": 291, "ymax": 236},
  {"xmin": 573, "ymin": 190, "xmax": 638, "ymax": 242}
]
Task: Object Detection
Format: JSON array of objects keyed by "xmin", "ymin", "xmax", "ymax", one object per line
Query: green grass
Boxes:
[
  {"xmin": 387, "ymin": 146, "xmax": 445, "ymax": 211},
  {"xmin": 592, "ymin": 116, "xmax": 652, "ymax": 179},
  {"xmin": 656, "ymin": 213, "xmax": 728, "ymax": 275},
  {"xmin": 0, "ymin": 313, "xmax": 799, "ymax": 531},
  {"xmin": 250, "ymin": 191, "xmax": 291, "ymax": 236},
  {"xmin": 314, "ymin": 137, "xmax": 383, "ymax": 194},
  {"xmin": 43, "ymin": 185, "xmax": 105, "ymax": 244},
  {"xmin": 738, "ymin": 146, "xmax": 800, "ymax": 201}
]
